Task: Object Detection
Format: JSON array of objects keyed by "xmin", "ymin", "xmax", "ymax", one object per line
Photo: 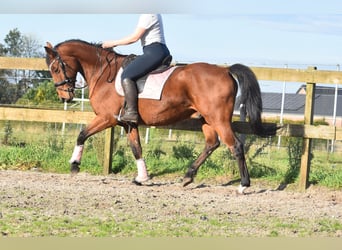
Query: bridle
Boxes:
[
  {"xmin": 48, "ymin": 53, "xmax": 87, "ymax": 94},
  {"xmin": 49, "ymin": 55, "xmax": 76, "ymax": 94},
  {"xmin": 48, "ymin": 44, "xmax": 116, "ymax": 98}
]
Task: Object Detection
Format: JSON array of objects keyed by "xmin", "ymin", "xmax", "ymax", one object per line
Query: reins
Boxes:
[
  {"xmin": 49, "ymin": 54, "xmax": 88, "ymax": 92},
  {"xmin": 105, "ymin": 51, "xmax": 118, "ymax": 83},
  {"xmin": 49, "ymin": 42, "xmax": 120, "ymax": 98},
  {"xmin": 86, "ymin": 46, "xmax": 118, "ymax": 99}
]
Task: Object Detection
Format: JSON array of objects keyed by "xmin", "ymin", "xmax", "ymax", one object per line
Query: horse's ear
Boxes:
[
  {"xmin": 44, "ymin": 42, "xmax": 57, "ymax": 57},
  {"xmin": 46, "ymin": 42, "xmax": 53, "ymax": 49}
]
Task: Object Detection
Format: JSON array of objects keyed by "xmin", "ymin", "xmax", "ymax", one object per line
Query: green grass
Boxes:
[
  {"xmin": 1, "ymin": 208, "xmax": 341, "ymax": 237},
  {"xmin": 0, "ymin": 141, "xmax": 103, "ymax": 175}
]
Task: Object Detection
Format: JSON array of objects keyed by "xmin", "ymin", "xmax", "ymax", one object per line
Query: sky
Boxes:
[{"xmin": 1, "ymin": 0, "xmax": 342, "ymax": 92}]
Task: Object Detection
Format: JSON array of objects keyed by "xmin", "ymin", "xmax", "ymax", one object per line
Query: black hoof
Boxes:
[
  {"xmin": 132, "ymin": 180, "xmax": 142, "ymax": 186},
  {"xmin": 182, "ymin": 177, "xmax": 193, "ymax": 187},
  {"xmin": 183, "ymin": 167, "xmax": 197, "ymax": 187},
  {"xmin": 70, "ymin": 162, "xmax": 80, "ymax": 174}
]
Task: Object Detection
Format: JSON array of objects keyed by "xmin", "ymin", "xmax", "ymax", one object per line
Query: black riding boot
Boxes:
[{"xmin": 120, "ymin": 78, "xmax": 139, "ymax": 123}]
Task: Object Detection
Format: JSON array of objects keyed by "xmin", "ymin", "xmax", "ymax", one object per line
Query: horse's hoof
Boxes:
[
  {"xmin": 182, "ymin": 177, "xmax": 193, "ymax": 187},
  {"xmin": 70, "ymin": 162, "xmax": 80, "ymax": 174},
  {"xmin": 132, "ymin": 175, "xmax": 151, "ymax": 185},
  {"xmin": 183, "ymin": 168, "xmax": 197, "ymax": 187}
]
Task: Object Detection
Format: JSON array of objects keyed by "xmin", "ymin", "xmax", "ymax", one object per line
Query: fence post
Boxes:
[
  {"xmin": 299, "ymin": 66, "xmax": 316, "ymax": 191},
  {"xmin": 103, "ymin": 127, "xmax": 115, "ymax": 175}
]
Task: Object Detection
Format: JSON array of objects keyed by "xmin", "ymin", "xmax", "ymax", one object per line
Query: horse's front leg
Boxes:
[
  {"xmin": 125, "ymin": 125, "xmax": 150, "ymax": 184},
  {"xmin": 69, "ymin": 115, "xmax": 115, "ymax": 174},
  {"xmin": 69, "ymin": 129, "xmax": 87, "ymax": 173}
]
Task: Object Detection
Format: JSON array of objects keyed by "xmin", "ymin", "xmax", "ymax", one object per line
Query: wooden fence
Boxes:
[{"xmin": 1, "ymin": 56, "xmax": 342, "ymax": 191}]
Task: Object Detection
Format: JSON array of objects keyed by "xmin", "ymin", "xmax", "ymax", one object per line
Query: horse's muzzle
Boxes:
[{"xmin": 60, "ymin": 97, "xmax": 73, "ymax": 103}]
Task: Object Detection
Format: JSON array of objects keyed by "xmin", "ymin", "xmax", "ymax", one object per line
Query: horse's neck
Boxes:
[
  {"xmin": 77, "ymin": 52, "xmax": 101, "ymax": 78},
  {"xmin": 78, "ymin": 50, "xmax": 124, "ymax": 97},
  {"xmin": 78, "ymin": 51, "xmax": 120, "ymax": 83}
]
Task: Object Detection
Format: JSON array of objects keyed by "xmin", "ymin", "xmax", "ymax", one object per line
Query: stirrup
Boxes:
[
  {"xmin": 114, "ymin": 109, "xmax": 123, "ymax": 121},
  {"xmin": 120, "ymin": 112, "xmax": 138, "ymax": 124},
  {"xmin": 114, "ymin": 108, "xmax": 138, "ymax": 124}
]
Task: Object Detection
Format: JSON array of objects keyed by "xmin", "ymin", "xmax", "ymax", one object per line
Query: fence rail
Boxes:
[
  {"xmin": 1, "ymin": 106, "xmax": 341, "ymax": 140},
  {"xmin": 1, "ymin": 56, "xmax": 342, "ymax": 84},
  {"xmin": 1, "ymin": 56, "xmax": 342, "ymax": 191}
]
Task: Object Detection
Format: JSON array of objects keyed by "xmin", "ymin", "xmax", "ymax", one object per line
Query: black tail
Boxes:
[{"xmin": 229, "ymin": 64, "xmax": 277, "ymax": 137}]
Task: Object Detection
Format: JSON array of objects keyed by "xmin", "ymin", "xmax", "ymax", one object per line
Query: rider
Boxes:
[{"xmin": 102, "ymin": 14, "xmax": 171, "ymax": 124}]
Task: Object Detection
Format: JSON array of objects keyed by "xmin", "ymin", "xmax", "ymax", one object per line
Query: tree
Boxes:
[
  {"xmin": 16, "ymin": 80, "xmax": 60, "ymax": 106},
  {"xmin": 0, "ymin": 34, "xmax": 11, "ymax": 103},
  {"xmin": 22, "ymin": 34, "xmax": 51, "ymax": 90},
  {"xmin": 0, "ymin": 28, "xmax": 49, "ymax": 104},
  {"xmin": 0, "ymin": 43, "xmax": 8, "ymax": 55},
  {"xmin": 22, "ymin": 34, "xmax": 44, "ymax": 58},
  {"xmin": 4, "ymin": 28, "xmax": 23, "ymax": 57}
]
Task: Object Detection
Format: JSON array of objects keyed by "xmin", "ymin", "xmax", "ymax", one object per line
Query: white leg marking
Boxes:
[
  {"xmin": 238, "ymin": 184, "xmax": 247, "ymax": 195},
  {"xmin": 135, "ymin": 158, "xmax": 150, "ymax": 183},
  {"xmin": 69, "ymin": 145, "xmax": 84, "ymax": 164}
]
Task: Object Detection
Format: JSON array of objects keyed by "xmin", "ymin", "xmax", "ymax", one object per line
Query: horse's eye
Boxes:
[{"xmin": 52, "ymin": 66, "xmax": 60, "ymax": 74}]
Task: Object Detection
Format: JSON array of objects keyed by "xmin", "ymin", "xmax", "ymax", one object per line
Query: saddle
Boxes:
[
  {"xmin": 121, "ymin": 54, "xmax": 173, "ymax": 92},
  {"xmin": 115, "ymin": 54, "xmax": 177, "ymax": 100}
]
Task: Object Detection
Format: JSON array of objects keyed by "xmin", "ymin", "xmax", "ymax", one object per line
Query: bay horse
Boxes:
[{"xmin": 45, "ymin": 39, "xmax": 276, "ymax": 193}]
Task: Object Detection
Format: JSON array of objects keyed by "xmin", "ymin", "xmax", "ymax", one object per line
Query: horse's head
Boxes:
[{"xmin": 44, "ymin": 42, "xmax": 79, "ymax": 102}]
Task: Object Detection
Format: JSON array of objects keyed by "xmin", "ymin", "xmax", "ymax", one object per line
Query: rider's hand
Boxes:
[{"xmin": 102, "ymin": 41, "xmax": 116, "ymax": 49}]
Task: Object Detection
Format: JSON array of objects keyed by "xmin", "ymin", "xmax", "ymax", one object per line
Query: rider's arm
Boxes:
[{"xmin": 102, "ymin": 26, "xmax": 146, "ymax": 48}]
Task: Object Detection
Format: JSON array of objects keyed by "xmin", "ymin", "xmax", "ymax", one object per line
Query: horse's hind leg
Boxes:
[
  {"xmin": 183, "ymin": 124, "xmax": 220, "ymax": 187},
  {"xmin": 125, "ymin": 125, "xmax": 150, "ymax": 184},
  {"xmin": 216, "ymin": 124, "xmax": 250, "ymax": 194},
  {"xmin": 231, "ymin": 135, "xmax": 250, "ymax": 193}
]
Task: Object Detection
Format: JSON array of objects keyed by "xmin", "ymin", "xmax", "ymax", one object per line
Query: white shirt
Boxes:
[{"xmin": 138, "ymin": 14, "xmax": 166, "ymax": 47}]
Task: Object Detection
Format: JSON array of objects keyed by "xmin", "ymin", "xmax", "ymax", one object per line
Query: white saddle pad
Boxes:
[{"xmin": 115, "ymin": 66, "xmax": 178, "ymax": 100}]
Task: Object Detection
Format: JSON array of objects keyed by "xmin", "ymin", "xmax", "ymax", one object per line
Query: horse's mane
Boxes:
[{"xmin": 54, "ymin": 39, "xmax": 126, "ymax": 57}]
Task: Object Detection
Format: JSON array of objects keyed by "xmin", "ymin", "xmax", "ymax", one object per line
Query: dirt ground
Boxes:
[{"xmin": 0, "ymin": 170, "xmax": 341, "ymax": 237}]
